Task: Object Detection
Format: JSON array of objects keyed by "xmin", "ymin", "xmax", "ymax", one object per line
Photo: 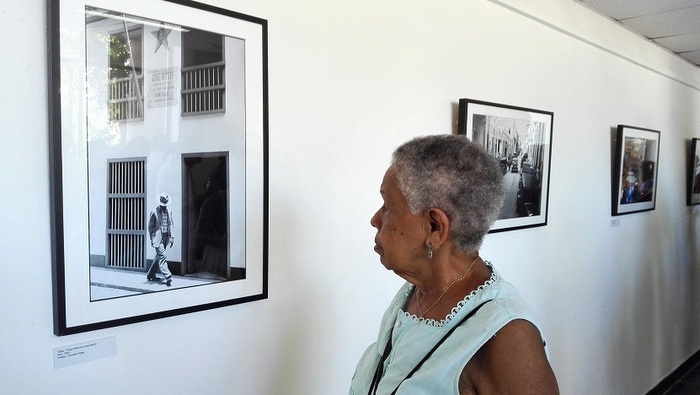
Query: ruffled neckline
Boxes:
[{"xmin": 400, "ymin": 262, "xmax": 497, "ymax": 327}]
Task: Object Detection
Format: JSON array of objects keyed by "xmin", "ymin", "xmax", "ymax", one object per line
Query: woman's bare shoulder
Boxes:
[{"xmin": 459, "ymin": 319, "xmax": 559, "ymax": 394}]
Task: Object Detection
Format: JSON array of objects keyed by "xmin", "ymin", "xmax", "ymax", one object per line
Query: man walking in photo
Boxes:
[{"xmin": 147, "ymin": 192, "xmax": 175, "ymax": 286}]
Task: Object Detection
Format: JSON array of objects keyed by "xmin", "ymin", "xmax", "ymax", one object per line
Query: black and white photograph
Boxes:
[
  {"xmin": 612, "ymin": 125, "xmax": 660, "ymax": 216},
  {"xmin": 49, "ymin": 0, "xmax": 268, "ymax": 335},
  {"xmin": 458, "ymin": 98, "xmax": 553, "ymax": 232},
  {"xmin": 688, "ymin": 138, "xmax": 700, "ymax": 206}
]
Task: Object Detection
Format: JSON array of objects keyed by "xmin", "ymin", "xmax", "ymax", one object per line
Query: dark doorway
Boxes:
[{"xmin": 182, "ymin": 153, "xmax": 230, "ymax": 280}]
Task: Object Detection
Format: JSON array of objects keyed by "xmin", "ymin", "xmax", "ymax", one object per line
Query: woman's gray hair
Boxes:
[{"xmin": 391, "ymin": 134, "xmax": 504, "ymax": 252}]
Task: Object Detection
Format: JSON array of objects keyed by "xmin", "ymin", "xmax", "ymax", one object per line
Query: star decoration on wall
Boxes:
[{"xmin": 152, "ymin": 26, "xmax": 172, "ymax": 53}]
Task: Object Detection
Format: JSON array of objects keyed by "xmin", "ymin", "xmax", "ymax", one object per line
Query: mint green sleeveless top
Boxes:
[{"xmin": 349, "ymin": 266, "xmax": 544, "ymax": 394}]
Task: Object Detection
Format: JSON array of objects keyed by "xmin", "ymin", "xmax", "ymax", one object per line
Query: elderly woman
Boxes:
[{"xmin": 350, "ymin": 135, "xmax": 558, "ymax": 394}]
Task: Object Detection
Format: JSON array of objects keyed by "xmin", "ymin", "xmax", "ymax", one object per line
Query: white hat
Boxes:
[{"xmin": 159, "ymin": 192, "xmax": 170, "ymax": 206}]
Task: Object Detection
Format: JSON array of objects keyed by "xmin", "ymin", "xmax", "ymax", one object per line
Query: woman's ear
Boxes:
[{"xmin": 426, "ymin": 207, "xmax": 450, "ymax": 248}]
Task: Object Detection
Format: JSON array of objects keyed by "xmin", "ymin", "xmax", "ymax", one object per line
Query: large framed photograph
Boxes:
[
  {"xmin": 458, "ymin": 99, "xmax": 553, "ymax": 232},
  {"xmin": 612, "ymin": 125, "xmax": 659, "ymax": 216},
  {"xmin": 48, "ymin": 0, "xmax": 268, "ymax": 335},
  {"xmin": 688, "ymin": 138, "xmax": 700, "ymax": 205}
]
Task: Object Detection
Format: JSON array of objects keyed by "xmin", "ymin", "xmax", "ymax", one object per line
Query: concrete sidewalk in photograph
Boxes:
[{"xmin": 90, "ymin": 266, "xmax": 222, "ymax": 299}]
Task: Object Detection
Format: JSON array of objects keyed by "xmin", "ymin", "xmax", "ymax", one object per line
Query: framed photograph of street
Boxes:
[
  {"xmin": 48, "ymin": 0, "xmax": 268, "ymax": 335},
  {"xmin": 688, "ymin": 138, "xmax": 700, "ymax": 205},
  {"xmin": 612, "ymin": 125, "xmax": 659, "ymax": 216},
  {"xmin": 458, "ymin": 98, "xmax": 553, "ymax": 232}
]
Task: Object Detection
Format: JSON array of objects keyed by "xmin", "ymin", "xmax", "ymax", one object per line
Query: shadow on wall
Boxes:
[
  {"xmin": 607, "ymin": 212, "xmax": 669, "ymax": 394},
  {"xmin": 689, "ymin": 208, "xmax": 700, "ymax": 348},
  {"xmin": 687, "ymin": 137, "xmax": 700, "ymax": 351},
  {"xmin": 258, "ymin": 198, "xmax": 321, "ymax": 394}
]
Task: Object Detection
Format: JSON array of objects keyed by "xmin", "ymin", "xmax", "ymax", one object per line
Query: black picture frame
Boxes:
[
  {"xmin": 458, "ymin": 98, "xmax": 553, "ymax": 232},
  {"xmin": 48, "ymin": 0, "xmax": 268, "ymax": 335},
  {"xmin": 688, "ymin": 138, "xmax": 700, "ymax": 205},
  {"xmin": 611, "ymin": 125, "xmax": 659, "ymax": 216}
]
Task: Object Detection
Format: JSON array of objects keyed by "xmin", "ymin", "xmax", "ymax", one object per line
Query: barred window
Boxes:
[
  {"xmin": 106, "ymin": 158, "xmax": 147, "ymax": 270},
  {"xmin": 181, "ymin": 29, "xmax": 225, "ymax": 116},
  {"xmin": 108, "ymin": 26, "xmax": 144, "ymax": 121}
]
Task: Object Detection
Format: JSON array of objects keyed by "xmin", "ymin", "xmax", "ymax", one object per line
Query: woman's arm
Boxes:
[{"xmin": 459, "ymin": 319, "xmax": 559, "ymax": 394}]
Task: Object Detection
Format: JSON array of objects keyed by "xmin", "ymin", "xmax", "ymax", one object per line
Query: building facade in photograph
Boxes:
[
  {"xmin": 84, "ymin": 8, "xmax": 247, "ymax": 291},
  {"xmin": 472, "ymin": 114, "xmax": 519, "ymax": 161}
]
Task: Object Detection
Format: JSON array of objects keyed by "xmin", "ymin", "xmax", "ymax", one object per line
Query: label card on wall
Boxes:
[{"xmin": 53, "ymin": 336, "xmax": 117, "ymax": 368}]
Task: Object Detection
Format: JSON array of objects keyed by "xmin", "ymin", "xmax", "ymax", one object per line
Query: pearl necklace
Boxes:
[{"xmin": 416, "ymin": 255, "xmax": 480, "ymax": 317}]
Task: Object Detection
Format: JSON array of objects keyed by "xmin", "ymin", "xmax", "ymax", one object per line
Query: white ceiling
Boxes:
[{"xmin": 577, "ymin": 0, "xmax": 700, "ymax": 68}]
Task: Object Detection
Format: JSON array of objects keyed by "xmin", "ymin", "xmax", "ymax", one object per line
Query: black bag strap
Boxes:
[
  {"xmin": 369, "ymin": 299, "xmax": 492, "ymax": 395},
  {"xmin": 368, "ymin": 329, "xmax": 394, "ymax": 395}
]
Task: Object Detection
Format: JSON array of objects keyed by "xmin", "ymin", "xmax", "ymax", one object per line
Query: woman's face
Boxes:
[{"xmin": 370, "ymin": 166, "xmax": 428, "ymax": 277}]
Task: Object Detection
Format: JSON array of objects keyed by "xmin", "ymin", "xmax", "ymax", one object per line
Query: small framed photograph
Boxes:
[
  {"xmin": 48, "ymin": 0, "xmax": 268, "ymax": 335},
  {"xmin": 612, "ymin": 125, "xmax": 660, "ymax": 216},
  {"xmin": 458, "ymin": 98, "xmax": 553, "ymax": 232},
  {"xmin": 688, "ymin": 138, "xmax": 700, "ymax": 205}
]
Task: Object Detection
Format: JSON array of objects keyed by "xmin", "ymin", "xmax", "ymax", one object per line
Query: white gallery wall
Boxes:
[{"xmin": 2, "ymin": 0, "xmax": 700, "ymax": 393}]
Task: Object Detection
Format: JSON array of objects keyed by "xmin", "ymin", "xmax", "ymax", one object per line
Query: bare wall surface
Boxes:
[{"xmin": 1, "ymin": 0, "xmax": 699, "ymax": 393}]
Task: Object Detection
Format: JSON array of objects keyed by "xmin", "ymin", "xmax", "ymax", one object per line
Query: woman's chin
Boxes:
[{"xmin": 378, "ymin": 257, "xmax": 392, "ymax": 270}]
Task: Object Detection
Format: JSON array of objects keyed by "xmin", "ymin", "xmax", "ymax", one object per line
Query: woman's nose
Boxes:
[{"xmin": 370, "ymin": 208, "xmax": 381, "ymax": 229}]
